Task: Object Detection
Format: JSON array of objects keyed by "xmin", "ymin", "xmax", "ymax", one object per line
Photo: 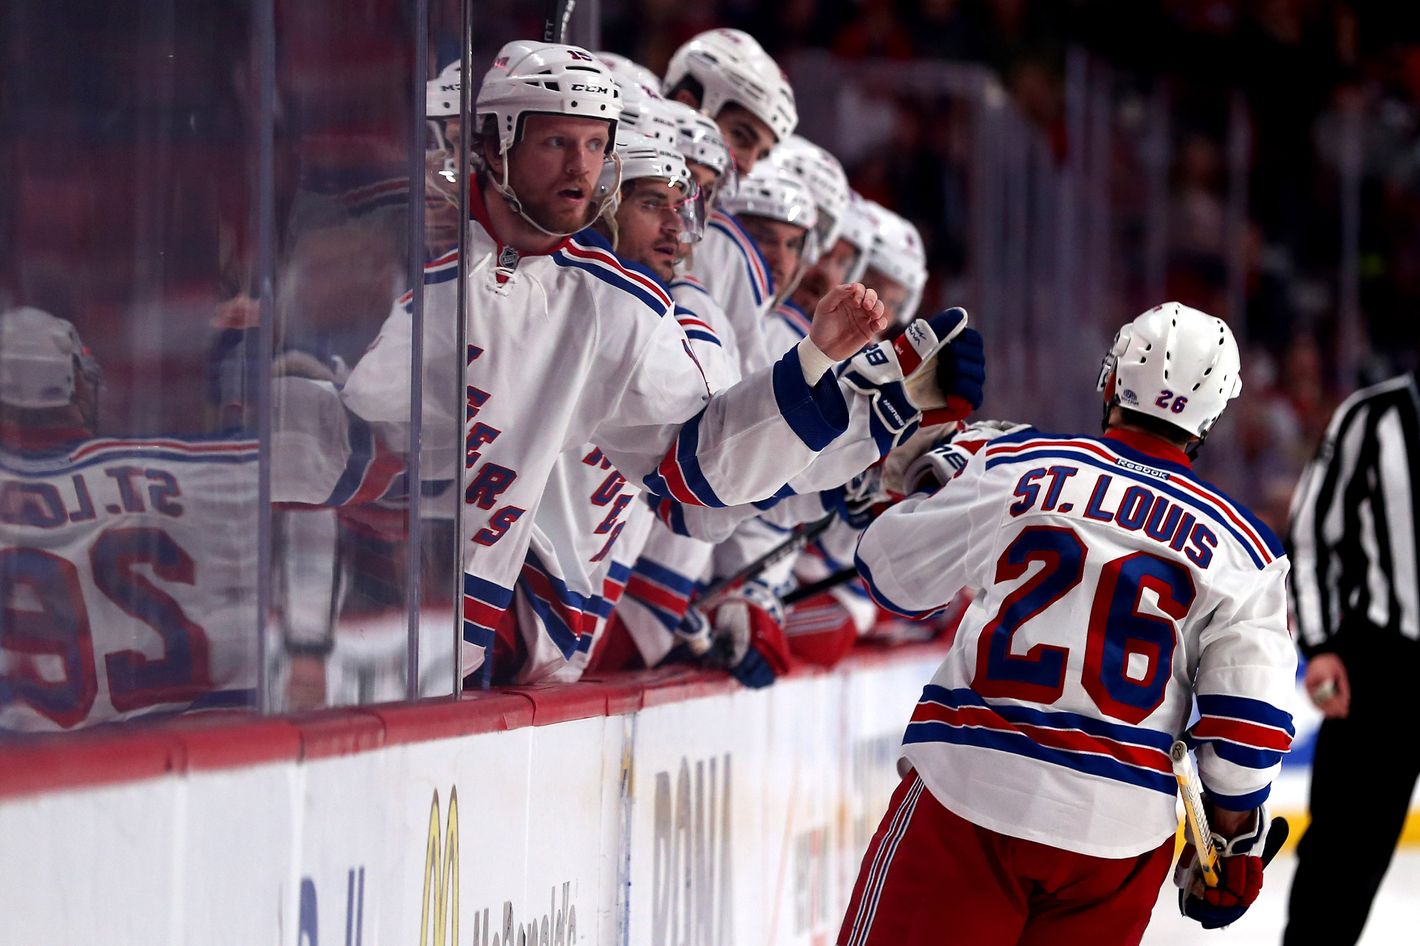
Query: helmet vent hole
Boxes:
[
  {"xmin": 1144, "ymin": 344, "xmax": 1152, "ymax": 351},
  {"xmin": 1203, "ymin": 367, "xmax": 1212, "ymax": 375},
  {"xmin": 1191, "ymin": 382, "xmax": 1201, "ymax": 391}
]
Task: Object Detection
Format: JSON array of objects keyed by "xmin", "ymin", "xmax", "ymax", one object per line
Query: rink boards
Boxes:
[
  {"xmin": 3, "ymin": 641, "xmax": 1416, "ymax": 946},
  {"xmin": 0, "ymin": 647, "xmax": 941, "ymax": 946}
]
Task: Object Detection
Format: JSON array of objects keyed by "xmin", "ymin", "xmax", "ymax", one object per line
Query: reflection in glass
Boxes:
[
  {"xmin": 1, "ymin": 1, "xmax": 263, "ymax": 731},
  {"xmin": 0, "ymin": 308, "xmax": 259, "ymax": 731}
]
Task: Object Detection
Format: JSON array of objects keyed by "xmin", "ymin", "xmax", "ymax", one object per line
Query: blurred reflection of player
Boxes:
[
  {"xmin": 0, "ymin": 307, "xmax": 259, "ymax": 731},
  {"xmin": 424, "ymin": 60, "xmax": 464, "ymax": 259}
]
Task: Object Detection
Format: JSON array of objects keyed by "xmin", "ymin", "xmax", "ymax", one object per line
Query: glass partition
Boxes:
[
  {"xmin": 1, "ymin": 0, "xmax": 465, "ymax": 731},
  {"xmin": 1, "ymin": 0, "xmax": 264, "ymax": 730}
]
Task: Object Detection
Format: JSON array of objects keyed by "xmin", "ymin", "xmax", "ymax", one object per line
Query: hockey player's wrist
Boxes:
[{"xmin": 796, "ymin": 336, "xmax": 835, "ymax": 386}]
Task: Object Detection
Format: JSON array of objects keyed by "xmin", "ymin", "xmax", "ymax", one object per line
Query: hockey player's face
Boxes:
[
  {"xmin": 716, "ymin": 104, "xmax": 776, "ymax": 175},
  {"xmin": 687, "ymin": 162, "xmax": 722, "ymax": 207},
  {"xmin": 614, "ymin": 179, "xmax": 688, "ymax": 282},
  {"xmin": 862, "ymin": 266, "xmax": 909, "ymax": 328},
  {"xmin": 792, "ymin": 237, "xmax": 859, "ymax": 313},
  {"xmin": 738, "ymin": 215, "xmax": 807, "ymax": 292},
  {"xmin": 508, "ymin": 114, "xmax": 611, "ymax": 233}
]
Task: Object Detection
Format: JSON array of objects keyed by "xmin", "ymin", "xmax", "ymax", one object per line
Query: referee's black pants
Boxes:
[{"xmin": 1283, "ymin": 633, "xmax": 1420, "ymax": 946}]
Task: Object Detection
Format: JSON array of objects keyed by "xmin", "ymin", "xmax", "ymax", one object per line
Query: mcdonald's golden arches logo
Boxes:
[{"xmin": 420, "ymin": 787, "xmax": 459, "ymax": 946}]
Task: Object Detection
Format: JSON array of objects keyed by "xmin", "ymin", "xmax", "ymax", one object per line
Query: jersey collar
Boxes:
[
  {"xmin": 1103, "ymin": 428, "xmax": 1192, "ymax": 469},
  {"xmin": 468, "ymin": 174, "xmax": 572, "ymax": 261}
]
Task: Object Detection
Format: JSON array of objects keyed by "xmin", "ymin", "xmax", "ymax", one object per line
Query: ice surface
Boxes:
[{"xmin": 1143, "ymin": 851, "xmax": 1420, "ymax": 944}]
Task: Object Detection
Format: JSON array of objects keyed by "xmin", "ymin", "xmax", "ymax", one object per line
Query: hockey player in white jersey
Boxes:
[
  {"xmin": 329, "ymin": 41, "xmax": 964, "ymax": 682},
  {"xmin": 857, "ymin": 200, "xmax": 929, "ymax": 327},
  {"xmin": 668, "ymin": 30, "xmax": 798, "ymax": 372},
  {"xmin": 663, "ymin": 29, "xmax": 796, "ymax": 177},
  {"xmin": 763, "ymin": 137, "xmax": 853, "ymax": 356},
  {"xmin": 840, "ymin": 304, "xmax": 1294, "ymax": 945},
  {"xmin": 0, "ymin": 308, "xmax": 259, "ymax": 731},
  {"xmin": 496, "ymin": 128, "xmax": 716, "ymax": 682}
]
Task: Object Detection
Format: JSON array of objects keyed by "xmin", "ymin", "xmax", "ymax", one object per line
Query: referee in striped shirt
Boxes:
[{"xmin": 1284, "ymin": 372, "xmax": 1420, "ymax": 945}]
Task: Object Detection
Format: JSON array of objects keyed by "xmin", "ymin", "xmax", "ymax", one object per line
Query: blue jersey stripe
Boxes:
[{"xmin": 902, "ymin": 720, "xmax": 1178, "ymax": 795}]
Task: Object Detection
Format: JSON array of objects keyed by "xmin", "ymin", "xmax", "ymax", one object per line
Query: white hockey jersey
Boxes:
[
  {"xmin": 339, "ymin": 179, "xmax": 853, "ymax": 679},
  {"xmin": 512, "ymin": 265, "xmax": 741, "ymax": 682},
  {"xmin": 765, "ymin": 298, "xmax": 812, "ymax": 355},
  {"xmin": 855, "ymin": 428, "xmax": 1296, "ymax": 858},
  {"xmin": 670, "ymin": 274, "xmax": 741, "ymax": 393},
  {"xmin": 0, "ymin": 437, "xmax": 260, "ymax": 731},
  {"xmin": 687, "ymin": 210, "xmax": 776, "ymax": 376}
]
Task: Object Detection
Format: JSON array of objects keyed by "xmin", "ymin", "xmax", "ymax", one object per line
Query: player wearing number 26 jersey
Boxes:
[
  {"xmin": 841, "ymin": 304, "xmax": 1296, "ymax": 946},
  {"xmin": 0, "ymin": 307, "xmax": 258, "ymax": 732}
]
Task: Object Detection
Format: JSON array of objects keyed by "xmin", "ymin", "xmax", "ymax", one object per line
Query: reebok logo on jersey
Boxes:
[{"xmin": 1114, "ymin": 456, "xmax": 1169, "ymax": 480}]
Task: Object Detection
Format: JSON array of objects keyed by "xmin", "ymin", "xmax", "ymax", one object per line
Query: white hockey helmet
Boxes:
[
  {"xmin": 604, "ymin": 130, "xmax": 704, "ymax": 244},
  {"xmin": 772, "ymin": 136, "xmax": 850, "ymax": 256},
  {"xmin": 593, "ymin": 51, "xmax": 662, "ymax": 95},
  {"xmin": 475, "ymin": 41, "xmax": 622, "ymax": 155},
  {"xmin": 0, "ymin": 307, "xmax": 101, "ymax": 412},
  {"xmin": 1096, "ymin": 302, "xmax": 1243, "ymax": 440},
  {"xmin": 475, "ymin": 41, "xmax": 624, "ymax": 237},
  {"xmin": 426, "ymin": 60, "xmax": 462, "ymax": 119},
  {"xmin": 617, "ymin": 85, "xmax": 678, "ymax": 147},
  {"xmin": 663, "ymin": 29, "xmax": 797, "ymax": 144},
  {"xmin": 722, "ymin": 161, "xmax": 820, "ymax": 299},
  {"xmin": 862, "ymin": 202, "xmax": 928, "ymax": 323},
  {"xmin": 658, "ymin": 98, "xmax": 737, "ymax": 207},
  {"xmin": 722, "ymin": 160, "xmax": 818, "ymax": 251},
  {"xmin": 835, "ymin": 193, "xmax": 881, "ymax": 284}
]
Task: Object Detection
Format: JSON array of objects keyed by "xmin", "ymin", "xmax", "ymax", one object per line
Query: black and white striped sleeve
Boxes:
[{"xmin": 1287, "ymin": 376, "xmax": 1420, "ymax": 654}]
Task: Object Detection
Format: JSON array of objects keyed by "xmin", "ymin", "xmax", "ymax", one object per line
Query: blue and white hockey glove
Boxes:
[
  {"xmin": 703, "ymin": 580, "xmax": 792, "ymax": 689},
  {"xmin": 826, "ymin": 465, "xmax": 886, "ymax": 528},
  {"xmin": 1175, "ymin": 805, "xmax": 1289, "ymax": 930},
  {"xmin": 901, "ymin": 419, "xmax": 1030, "ymax": 493},
  {"xmin": 933, "ymin": 325, "xmax": 985, "ymax": 420},
  {"xmin": 841, "ymin": 307, "xmax": 980, "ymax": 451}
]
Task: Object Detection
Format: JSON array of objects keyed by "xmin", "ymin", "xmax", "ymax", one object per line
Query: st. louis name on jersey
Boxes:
[
  {"xmin": 855, "ymin": 428, "xmax": 1296, "ymax": 858},
  {"xmin": 1, "ymin": 437, "xmax": 260, "ymax": 731}
]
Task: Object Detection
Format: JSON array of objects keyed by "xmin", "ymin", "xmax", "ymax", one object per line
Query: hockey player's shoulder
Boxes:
[
  {"xmin": 1179, "ymin": 468, "xmax": 1286, "ymax": 564},
  {"xmin": 550, "ymin": 228, "xmax": 673, "ymax": 318},
  {"xmin": 704, "ymin": 209, "xmax": 772, "ymax": 303}
]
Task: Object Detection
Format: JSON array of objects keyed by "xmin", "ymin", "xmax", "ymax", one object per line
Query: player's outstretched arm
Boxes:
[{"xmin": 808, "ymin": 283, "xmax": 888, "ymax": 360}]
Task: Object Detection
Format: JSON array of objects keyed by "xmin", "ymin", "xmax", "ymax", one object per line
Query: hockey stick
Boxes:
[
  {"xmin": 542, "ymin": 0, "xmax": 577, "ymax": 43},
  {"xmin": 782, "ymin": 566, "xmax": 858, "ymax": 606},
  {"xmin": 693, "ymin": 515, "xmax": 835, "ymax": 613},
  {"xmin": 1170, "ymin": 741, "xmax": 1292, "ymax": 888},
  {"xmin": 1171, "ymin": 740, "xmax": 1222, "ymax": 888}
]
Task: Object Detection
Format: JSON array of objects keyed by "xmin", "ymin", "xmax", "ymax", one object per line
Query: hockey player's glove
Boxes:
[
  {"xmin": 931, "ymin": 324, "xmax": 985, "ymax": 420},
  {"xmin": 704, "ymin": 580, "xmax": 793, "ymax": 689},
  {"xmin": 901, "ymin": 419, "xmax": 1031, "ymax": 493},
  {"xmin": 841, "ymin": 307, "xmax": 981, "ymax": 449},
  {"xmin": 670, "ymin": 605, "xmax": 714, "ymax": 658},
  {"xmin": 826, "ymin": 466, "xmax": 886, "ymax": 528},
  {"xmin": 1174, "ymin": 805, "xmax": 1289, "ymax": 930}
]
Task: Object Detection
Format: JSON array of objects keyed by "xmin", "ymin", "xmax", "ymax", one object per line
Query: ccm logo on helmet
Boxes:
[{"xmin": 570, "ymin": 83, "xmax": 610, "ymax": 94}]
